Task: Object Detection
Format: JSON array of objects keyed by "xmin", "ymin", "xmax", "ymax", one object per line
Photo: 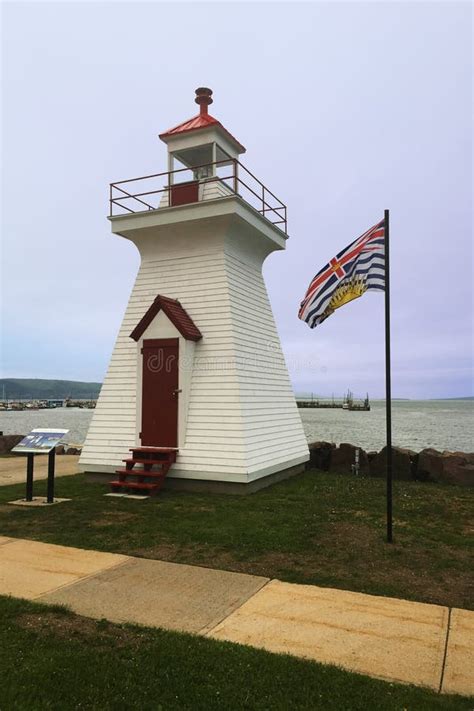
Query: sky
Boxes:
[{"xmin": 1, "ymin": 1, "xmax": 472, "ymax": 399}]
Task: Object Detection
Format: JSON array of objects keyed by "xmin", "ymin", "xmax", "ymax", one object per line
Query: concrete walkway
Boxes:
[
  {"xmin": 0, "ymin": 536, "xmax": 472, "ymax": 697},
  {"xmin": 0, "ymin": 455, "xmax": 80, "ymax": 487}
]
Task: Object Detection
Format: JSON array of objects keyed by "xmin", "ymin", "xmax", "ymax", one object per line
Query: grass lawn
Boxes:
[
  {"xmin": 0, "ymin": 469, "xmax": 472, "ymax": 610},
  {"xmin": 0, "ymin": 595, "xmax": 471, "ymax": 710}
]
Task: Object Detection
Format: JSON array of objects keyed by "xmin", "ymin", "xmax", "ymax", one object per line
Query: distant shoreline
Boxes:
[
  {"xmin": 1, "ymin": 379, "xmax": 473, "ymax": 402},
  {"xmin": 296, "ymin": 396, "xmax": 474, "ymax": 402}
]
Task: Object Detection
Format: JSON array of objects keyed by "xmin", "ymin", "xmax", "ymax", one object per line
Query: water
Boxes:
[
  {"xmin": 0, "ymin": 408, "xmax": 93, "ymax": 447},
  {"xmin": 300, "ymin": 399, "xmax": 474, "ymax": 452},
  {"xmin": 1, "ymin": 400, "xmax": 473, "ymax": 452}
]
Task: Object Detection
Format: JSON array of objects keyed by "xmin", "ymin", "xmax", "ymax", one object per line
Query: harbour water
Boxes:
[
  {"xmin": 300, "ymin": 399, "xmax": 474, "ymax": 452},
  {"xmin": 0, "ymin": 400, "xmax": 473, "ymax": 453},
  {"xmin": 0, "ymin": 408, "xmax": 93, "ymax": 447}
]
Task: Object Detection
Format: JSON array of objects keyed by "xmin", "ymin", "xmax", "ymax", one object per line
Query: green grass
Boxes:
[
  {"xmin": 0, "ymin": 470, "xmax": 472, "ymax": 609},
  {"xmin": 0, "ymin": 595, "xmax": 471, "ymax": 710}
]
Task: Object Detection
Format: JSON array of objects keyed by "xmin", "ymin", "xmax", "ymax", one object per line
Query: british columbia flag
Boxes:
[{"xmin": 298, "ymin": 220, "xmax": 385, "ymax": 328}]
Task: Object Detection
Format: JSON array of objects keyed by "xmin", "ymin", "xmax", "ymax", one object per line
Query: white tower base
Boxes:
[{"xmin": 79, "ymin": 196, "xmax": 309, "ymax": 490}]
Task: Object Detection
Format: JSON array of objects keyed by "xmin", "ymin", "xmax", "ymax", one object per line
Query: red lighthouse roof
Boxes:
[{"xmin": 159, "ymin": 87, "xmax": 245, "ymax": 153}]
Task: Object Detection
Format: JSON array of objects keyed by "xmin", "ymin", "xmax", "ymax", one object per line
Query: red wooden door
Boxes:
[
  {"xmin": 141, "ymin": 338, "xmax": 179, "ymax": 447},
  {"xmin": 170, "ymin": 181, "xmax": 199, "ymax": 206}
]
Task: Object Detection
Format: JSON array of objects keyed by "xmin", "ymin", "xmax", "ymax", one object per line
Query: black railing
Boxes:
[{"xmin": 109, "ymin": 159, "xmax": 287, "ymax": 234}]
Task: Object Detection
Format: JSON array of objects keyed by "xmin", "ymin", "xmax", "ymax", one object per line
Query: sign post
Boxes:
[
  {"xmin": 11, "ymin": 429, "xmax": 69, "ymax": 504},
  {"xmin": 47, "ymin": 449, "xmax": 56, "ymax": 504},
  {"xmin": 26, "ymin": 454, "xmax": 34, "ymax": 502}
]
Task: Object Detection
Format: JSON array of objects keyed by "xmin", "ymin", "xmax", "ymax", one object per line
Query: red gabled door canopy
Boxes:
[{"xmin": 130, "ymin": 295, "xmax": 202, "ymax": 342}]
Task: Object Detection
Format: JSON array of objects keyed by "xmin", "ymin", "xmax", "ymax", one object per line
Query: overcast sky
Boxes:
[{"xmin": 2, "ymin": 1, "xmax": 472, "ymax": 398}]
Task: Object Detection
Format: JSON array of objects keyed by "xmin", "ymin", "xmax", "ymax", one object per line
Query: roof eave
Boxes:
[{"xmin": 159, "ymin": 124, "xmax": 246, "ymax": 155}]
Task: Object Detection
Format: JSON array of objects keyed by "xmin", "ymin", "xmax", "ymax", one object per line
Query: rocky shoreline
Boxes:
[{"xmin": 308, "ymin": 441, "xmax": 474, "ymax": 487}]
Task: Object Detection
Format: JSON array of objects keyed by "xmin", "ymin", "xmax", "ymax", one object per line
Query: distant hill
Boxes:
[
  {"xmin": 0, "ymin": 379, "xmax": 102, "ymax": 400},
  {"xmin": 435, "ymin": 396, "xmax": 474, "ymax": 401}
]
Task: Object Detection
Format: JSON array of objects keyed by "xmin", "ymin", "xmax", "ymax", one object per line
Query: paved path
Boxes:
[
  {"xmin": 0, "ymin": 455, "xmax": 80, "ymax": 487},
  {"xmin": 0, "ymin": 536, "xmax": 472, "ymax": 697}
]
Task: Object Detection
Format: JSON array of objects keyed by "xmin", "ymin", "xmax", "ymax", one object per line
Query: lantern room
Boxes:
[
  {"xmin": 161, "ymin": 86, "xmax": 245, "ymax": 175},
  {"xmin": 109, "ymin": 87, "xmax": 287, "ymax": 232}
]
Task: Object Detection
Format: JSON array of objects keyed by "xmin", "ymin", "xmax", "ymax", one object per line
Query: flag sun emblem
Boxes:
[{"xmin": 322, "ymin": 275, "xmax": 368, "ymax": 319}]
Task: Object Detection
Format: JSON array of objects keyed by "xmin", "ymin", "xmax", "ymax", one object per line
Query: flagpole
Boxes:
[{"xmin": 384, "ymin": 208, "xmax": 393, "ymax": 543}]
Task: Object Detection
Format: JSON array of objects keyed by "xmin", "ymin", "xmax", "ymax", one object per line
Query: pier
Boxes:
[
  {"xmin": 0, "ymin": 399, "xmax": 96, "ymax": 411},
  {"xmin": 297, "ymin": 391, "xmax": 370, "ymax": 411}
]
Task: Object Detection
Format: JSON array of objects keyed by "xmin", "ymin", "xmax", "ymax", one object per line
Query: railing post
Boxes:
[
  {"xmin": 233, "ymin": 160, "xmax": 238, "ymax": 194},
  {"xmin": 212, "ymin": 142, "xmax": 217, "ymax": 178},
  {"xmin": 262, "ymin": 185, "xmax": 265, "ymax": 215},
  {"xmin": 109, "ymin": 184, "xmax": 112, "ymax": 217},
  {"xmin": 167, "ymin": 154, "xmax": 174, "ymax": 209}
]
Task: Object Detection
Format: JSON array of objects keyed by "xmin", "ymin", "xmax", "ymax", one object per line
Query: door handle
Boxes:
[{"xmin": 173, "ymin": 389, "xmax": 182, "ymax": 396}]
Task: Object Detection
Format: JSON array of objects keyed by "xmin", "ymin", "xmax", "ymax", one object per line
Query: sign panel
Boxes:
[{"xmin": 11, "ymin": 428, "xmax": 69, "ymax": 454}]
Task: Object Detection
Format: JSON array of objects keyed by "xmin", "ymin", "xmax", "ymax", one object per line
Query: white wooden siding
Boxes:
[
  {"xmin": 224, "ymin": 247, "xmax": 309, "ymax": 473},
  {"xmin": 80, "ymin": 220, "xmax": 309, "ymax": 482}
]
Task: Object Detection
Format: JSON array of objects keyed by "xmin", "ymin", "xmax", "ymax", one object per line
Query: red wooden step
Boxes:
[
  {"xmin": 130, "ymin": 449, "xmax": 177, "ymax": 462},
  {"xmin": 115, "ymin": 462, "xmax": 169, "ymax": 474},
  {"xmin": 108, "ymin": 447, "xmax": 177, "ymax": 496},
  {"xmin": 129, "ymin": 447, "xmax": 178, "ymax": 453},
  {"xmin": 115, "ymin": 469, "xmax": 166, "ymax": 479},
  {"xmin": 122, "ymin": 459, "xmax": 167, "ymax": 466}
]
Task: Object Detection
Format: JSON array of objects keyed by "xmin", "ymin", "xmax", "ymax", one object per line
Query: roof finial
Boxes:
[{"xmin": 195, "ymin": 87, "xmax": 213, "ymax": 116}]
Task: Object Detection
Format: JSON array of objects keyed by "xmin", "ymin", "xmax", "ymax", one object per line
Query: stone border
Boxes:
[{"xmin": 308, "ymin": 441, "xmax": 474, "ymax": 486}]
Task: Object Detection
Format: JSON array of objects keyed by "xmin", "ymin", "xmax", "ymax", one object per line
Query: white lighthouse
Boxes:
[{"xmin": 79, "ymin": 88, "xmax": 309, "ymax": 492}]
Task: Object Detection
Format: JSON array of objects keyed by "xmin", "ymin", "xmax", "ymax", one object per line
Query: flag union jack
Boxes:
[{"xmin": 299, "ymin": 220, "xmax": 385, "ymax": 328}]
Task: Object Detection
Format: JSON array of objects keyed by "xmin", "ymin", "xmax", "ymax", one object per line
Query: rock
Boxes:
[
  {"xmin": 308, "ymin": 441, "xmax": 336, "ymax": 450},
  {"xmin": 0, "ymin": 434, "xmax": 24, "ymax": 454},
  {"xmin": 369, "ymin": 446, "xmax": 415, "ymax": 480},
  {"xmin": 331, "ymin": 443, "xmax": 368, "ymax": 473},
  {"xmin": 308, "ymin": 441, "xmax": 335, "ymax": 470},
  {"xmin": 440, "ymin": 454, "xmax": 474, "ymax": 487},
  {"xmin": 66, "ymin": 446, "xmax": 81, "ymax": 455},
  {"xmin": 417, "ymin": 449, "xmax": 474, "ymax": 486},
  {"xmin": 416, "ymin": 448, "xmax": 444, "ymax": 482},
  {"xmin": 55, "ymin": 445, "xmax": 65, "ymax": 455}
]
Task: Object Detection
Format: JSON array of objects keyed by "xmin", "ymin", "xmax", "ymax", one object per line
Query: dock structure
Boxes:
[
  {"xmin": 297, "ymin": 392, "xmax": 371, "ymax": 411},
  {"xmin": 0, "ymin": 399, "xmax": 96, "ymax": 411}
]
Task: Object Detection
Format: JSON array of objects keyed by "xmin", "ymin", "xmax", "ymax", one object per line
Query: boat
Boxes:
[{"xmin": 343, "ymin": 390, "xmax": 370, "ymax": 411}]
